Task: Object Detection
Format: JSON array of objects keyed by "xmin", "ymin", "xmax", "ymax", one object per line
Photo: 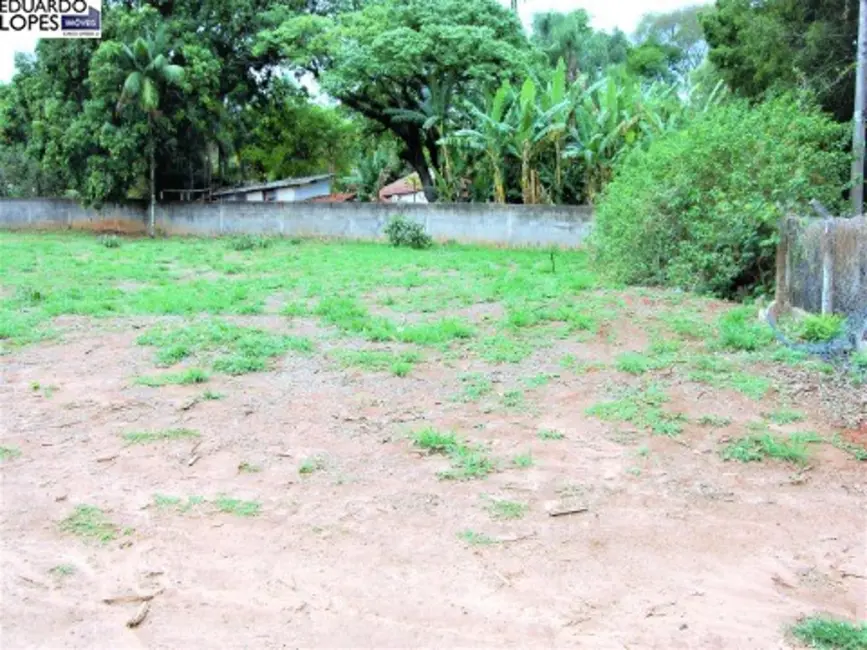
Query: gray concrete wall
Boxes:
[{"xmin": 0, "ymin": 198, "xmax": 593, "ymax": 247}]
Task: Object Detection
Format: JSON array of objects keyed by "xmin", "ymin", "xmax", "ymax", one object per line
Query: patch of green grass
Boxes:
[
  {"xmin": 474, "ymin": 335, "xmax": 534, "ymax": 364},
  {"xmin": 800, "ymin": 314, "xmax": 846, "ymax": 343},
  {"xmin": 135, "ymin": 368, "xmax": 209, "ymax": 387},
  {"xmin": 299, "ymin": 455, "xmax": 326, "ymax": 475},
  {"xmin": 153, "ymin": 494, "xmax": 183, "ymax": 509},
  {"xmin": 122, "ymin": 428, "xmax": 200, "ymax": 445},
  {"xmin": 484, "ymin": 498, "xmax": 528, "ymax": 520},
  {"xmin": 698, "ymin": 415, "xmax": 732, "ymax": 427},
  {"xmin": 332, "ymin": 349, "xmax": 422, "ymax": 376},
  {"xmin": 455, "ymin": 373, "xmax": 492, "ymax": 402},
  {"xmin": 512, "ymin": 452, "xmax": 534, "ymax": 468},
  {"xmin": 616, "ymin": 352, "xmax": 670, "ymax": 375},
  {"xmin": 413, "ymin": 428, "xmax": 459, "ymax": 453},
  {"xmin": 501, "ymin": 389, "xmax": 525, "ymax": 409},
  {"xmin": 202, "ymin": 389, "xmax": 223, "ymax": 400},
  {"xmin": 456, "ymin": 530, "xmax": 497, "ymax": 546},
  {"xmin": 214, "ymin": 496, "xmax": 261, "ymax": 517},
  {"xmin": 790, "ymin": 617, "xmax": 867, "ymax": 649},
  {"xmin": 687, "ymin": 354, "xmax": 772, "ymax": 400},
  {"xmin": 238, "ymin": 461, "xmax": 262, "ymax": 473},
  {"xmin": 0, "ymin": 446, "xmax": 21, "ymax": 461},
  {"xmin": 59, "ymin": 505, "xmax": 118, "ymax": 543},
  {"xmin": 721, "ymin": 431, "xmax": 822, "ymax": 464},
  {"xmin": 411, "ymin": 427, "xmax": 496, "ymax": 481},
  {"xmin": 765, "ymin": 408, "xmax": 805, "ymax": 425},
  {"xmin": 280, "ymin": 301, "xmax": 309, "ymax": 317},
  {"xmin": 523, "ymin": 372, "xmax": 557, "ymax": 388},
  {"xmin": 396, "ymin": 318, "xmax": 474, "ymax": 345},
  {"xmin": 137, "ymin": 319, "xmax": 313, "ymax": 376},
  {"xmin": 49, "ymin": 564, "xmax": 76, "ymax": 577},
  {"xmin": 716, "ymin": 306, "xmax": 775, "ymax": 352},
  {"xmin": 587, "ymin": 385, "xmax": 686, "ymax": 437},
  {"xmin": 228, "ymin": 234, "xmax": 273, "ymax": 251},
  {"xmin": 538, "ymin": 429, "xmax": 565, "ymax": 441}
]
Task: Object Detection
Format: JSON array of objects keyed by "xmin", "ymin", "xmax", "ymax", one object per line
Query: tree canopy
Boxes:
[{"xmin": 257, "ymin": 0, "xmax": 533, "ymax": 201}]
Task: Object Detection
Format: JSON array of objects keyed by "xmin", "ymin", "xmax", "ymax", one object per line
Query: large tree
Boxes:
[
  {"xmin": 702, "ymin": 0, "xmax": 858, "ymax": 122},
  {"xmin": 257, "ymin": 0, "xmax": 532, "ymax": 201},
  {"xmin": 634, "ymin": 5, "xmax": 708, "ymax": 77}
]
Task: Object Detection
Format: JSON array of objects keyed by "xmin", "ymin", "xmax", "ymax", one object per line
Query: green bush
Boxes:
[
  {"xmin": 384, "ymin": 215, "xmax": 432, "ymax": 249},
  {"xmin": 98, "ymin": 235, "xmax": 121, "ymax": 248},
  {"xmin": 592, "ymin": 96, "xmax": 847, "ymax": 298},
  {"xmin": 228, "ymin": 234, "xmax": 273, "ymax": 251},
  {"xmin": 800, "ymin": 314, "xmax": 846, "ymax": 342}
]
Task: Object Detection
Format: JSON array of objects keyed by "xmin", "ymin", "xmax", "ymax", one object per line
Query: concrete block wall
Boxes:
[{"xmin": 0, "ymin": 198, "xmax": 593, "ymax": 248}]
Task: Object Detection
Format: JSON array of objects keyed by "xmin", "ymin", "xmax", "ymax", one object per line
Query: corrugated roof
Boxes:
[
  {"xmin": 212, "ymin": 174, "xmax": 333, "ymax": 197},
  {"xmin": 306, "ymin": 192, "xmax": 357, "ymax": 203}
]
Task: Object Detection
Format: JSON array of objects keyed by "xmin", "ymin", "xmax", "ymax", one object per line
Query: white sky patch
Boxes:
[{"xmin": 0, "ymin": 0, "xmax": 711, "ymax": 82}]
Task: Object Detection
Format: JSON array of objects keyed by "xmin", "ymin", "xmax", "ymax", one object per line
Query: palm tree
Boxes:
[{"xmin": 117, "ymin": 27, "xmax": 184, "ymax": 237}]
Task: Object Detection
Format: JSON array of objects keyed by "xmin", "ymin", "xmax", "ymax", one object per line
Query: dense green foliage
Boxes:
[
  {"xmin": 384, "ymin": 216, "xmax": 433, "ymax": 249},
  {"xmin": 593, "ymin": 96, "xmax": 848, "ymax": 297},
  {"xmin": 702, "ymin": 0, "xmax": 857, "ymax": 122}
]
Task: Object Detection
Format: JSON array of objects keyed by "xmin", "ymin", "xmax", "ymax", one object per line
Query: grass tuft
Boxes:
[
  {"xmin": 122, "ymin": 428, "xmax": 199, "ymax": 445},
  {"xmin": 214, "ymin": 496, "xmax": 261, "ymax": 517},
  {"xmin": 790, "ymin": 616, "xmax": 867, "ymax": 650},
  {"xmin": 59, "ymin": 505, "xmax": 118, "ymax": 543},
  {"xmin": 721, "ymin": 431, "xmax": 821, "ymax": 464}
]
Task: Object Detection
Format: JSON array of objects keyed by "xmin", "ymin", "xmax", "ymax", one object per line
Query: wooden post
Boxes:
[
  {"xmin": 852, "ymin": 0, "xmax": 867, "ymax": 215},
  {"xmin": 821, "ymin": 219, "xmax": 834, "ymax": 314}
]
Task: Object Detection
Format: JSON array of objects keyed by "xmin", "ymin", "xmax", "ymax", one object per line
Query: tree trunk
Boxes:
[
  {"xmin": 148, "ymin": 116, "xmax": 156, "ymax": 238},
  {"xmin": 852, "ymin": 0, "xmax": 867, "ymax": 215}
]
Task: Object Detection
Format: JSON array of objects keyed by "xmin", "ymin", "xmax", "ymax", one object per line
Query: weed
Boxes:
[
  {"xmin": 501, "ymin": 390, "xmax": 525, "ymax": 409},
  {"xmin": 214, "ymin": 496, "xmax": 261, "ymax": 517},
  {"xmin": 698, "ymin": 414, "xmax": 733, "ymax": 427},
  {"xmin": 413, "ymin": 428, "xmax": 459, "ymax": 453},
  {"xmin": 800, "ymin": 314, "xmax": 846, "ymax": 343},
  {"xmin": 456, "ymin": 530, "xmax": 497, "ymax": 546},
  {"xmin": 721, "ymin": 431, "xmax": 821, "ymax": 464},
  {"xmin": 299, "ymin": 455, "xmax": 326, "ymax": 475},
  {"xmin": 616, "ymin": 352, "xmax": 670, "ymax": 375},
  {"xmin": 627, "ymin": 467, "xmax": 642, "ymax": 476},
  {"xmin": 153, "ymin": 494, "xmax": 183, "ymax": 509},
  {"xmin": 122, "ymin": 428, "xmax": 199, "ymax": 444},
  {"xmin": 412, "ymin": 428, "xmax": 496, "ymax": 480},
  {"xmin": 587, "ymin": 385, "xmax": 686, "ymax": 436},
  {"xmin": 49, "ymin": 564, "xmax": 76, "ymax": 577},
  {"xmin": 538, "ymin": 429, "xmax": 565, "ymax": 441},
  {"xmin": 484, "ymin": 498, "xmax": 528, "ymax": 520},
  {"xmin": 98, "ymin": 234, "xmax": 121, "ymax": 248},
  {"xmin": 474, "ymin": 335, "xmax": 533, "ymax": 363},
  {"xmin": 765, "ymin": 409, "xmax": 805, "ymax": 425},
  {"xmin": 0, "ymin": 446, "xmax": 21, "ymax": 461},
  {"xmin": 238, "ymin": 461, "xmax": 262, "ymax": 473},
  {"xmin": 332, "ymin": 349, "xmax": 422, "ymax": 376},
  {"xmin": 456, "ymin": 373, "xmax": 492, "ymax": 402},
  {"xmin": 202, "ymin": 389, "xmax": 224, "ymax": 400},
  {"xmin": 135, "ymin": 368, "xmax": 209, "ymax": 387},
  {"xmin": 228, "ymin": 234, "xmax": 273, "ymax": 251},
  {"xmin": 716, "ymin": 306, "xmax": 775, "ymax": 352},
  {"xmin": 524, "ymin": 372, "xmax": 557, "ymax": 388},
  {"xmin": 59, "ymin": 505, "xmax": 117, "ymax": 543},
  {"xmin": 512, "ymin": 452, "xmax": 534, "ymax": 468},
  {"xmin": 790, "ymin": 616, "xmax": 867, "ymax": 649}
]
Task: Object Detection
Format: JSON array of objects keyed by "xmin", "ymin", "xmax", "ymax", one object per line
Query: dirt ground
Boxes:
[{"xmin": 1, "ymin": 311, "xmax": 864, "ymax": 650}]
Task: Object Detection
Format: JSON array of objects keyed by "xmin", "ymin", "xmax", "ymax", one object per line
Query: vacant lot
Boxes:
[{"xmin": 1, "ymin": 233, "xmax": 864, "ymax": 649}]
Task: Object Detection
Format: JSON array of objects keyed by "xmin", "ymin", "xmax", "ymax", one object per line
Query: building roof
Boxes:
[
  {"xmin": 379, "ymin": 173, "xmax": 423, "ymax": 200},
  {"xmin": 212, "ymin": 174, "xmax": 333, "ymax": 197},
  {"xmin": 306, "ymin": 192, "xmax": 357, "ymax": 203}
]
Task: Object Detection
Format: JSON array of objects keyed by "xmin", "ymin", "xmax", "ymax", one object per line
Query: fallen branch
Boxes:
[
  {"xmin": 102, "ymin": 590, "xmax": 161, "ymax": 606},
  {"xmin": 126, "ymin": 602, "xmax": 150, "ymax": 628},
  {"xmin": 546, "ymin": 505, "xmax": 589, "ymax": 517}
]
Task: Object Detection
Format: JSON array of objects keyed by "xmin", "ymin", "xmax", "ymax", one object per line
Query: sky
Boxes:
[{"xmin": 0, "ymin": 0, "xmax": 711, "ymax": 82}]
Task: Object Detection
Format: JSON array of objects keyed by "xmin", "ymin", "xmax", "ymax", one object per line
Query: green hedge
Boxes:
[{"xmin": 592, "ymin": 96, "xmax": 848, "ymax": 297}]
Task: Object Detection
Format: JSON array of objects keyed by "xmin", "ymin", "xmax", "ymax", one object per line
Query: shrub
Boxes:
[
  {"xmin": 384, "ymin": 215, "xmax": 432, "ymax": 249},
  {"xmin": 800, "ymin": 314, "xmax": 846, "ymax": 342},
  {"xmin": 98, "ymin": 235, "xmax": 121, "ymax": 248},
  {"xmin": 228, "ymin": 234, "xmax": 272, "ymax": 251},
  {"xmin": 592, "ymin": 95, "xmax": 848, "ymax": 298}
]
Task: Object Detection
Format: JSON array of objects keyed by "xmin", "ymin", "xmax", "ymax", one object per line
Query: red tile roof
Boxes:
[{"xmin": 307, "ymin": 192, "xmax": 357, "ymax": 203}]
